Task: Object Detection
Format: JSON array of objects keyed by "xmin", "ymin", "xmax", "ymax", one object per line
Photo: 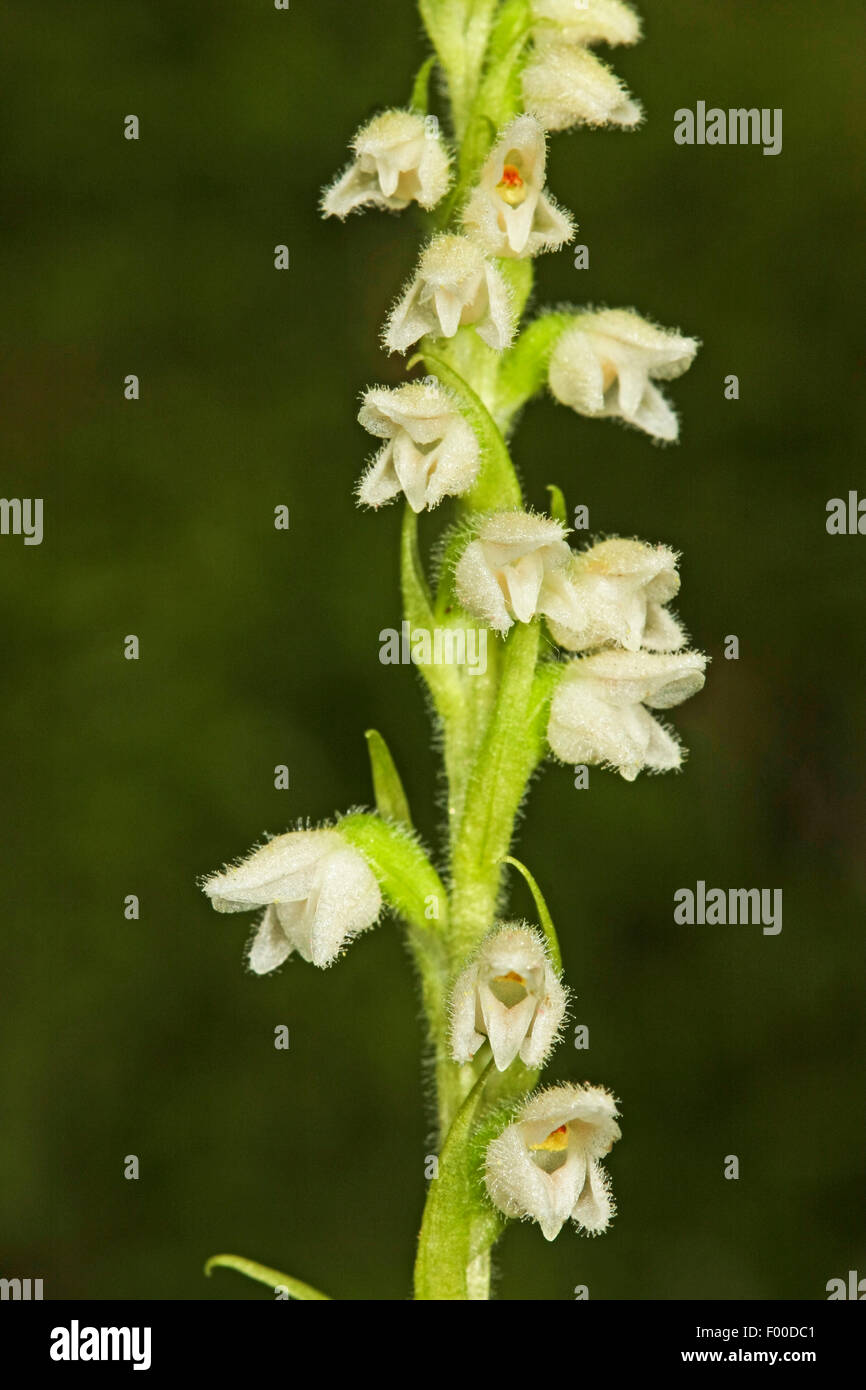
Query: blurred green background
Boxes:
[{"xmin": 1, "ymin": 0, "xmax": 863, "ymax": 1300}]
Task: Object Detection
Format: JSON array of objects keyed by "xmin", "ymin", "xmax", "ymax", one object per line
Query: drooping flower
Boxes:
[
  {"xmin": 357, "ymin": 381, "xmax": 480, "ymax": 512},
  {"xmin": 548, "ymin": 309, "xmax": 700, "ymax": 442},
  {"xmin": 455, "ymin": 511, "xmax": 572, "ymax": 634},
  {"xmin": 202, "ymin": 827, "xmax": 382, "ymax": 971},
  {"xmin": 547, "ymin": 649, "xmax": 708, "ymax": 780},
  {"xmin": 522, "ymin": 40, "xmax": 642, "ymax": 132},
  {"xmin": 450, "ymin": 923, "xmax": 567, "ymax": 1072},
  {"xmin": 542, "ymin": 537, "xmax": 685, "ymax": 653},
  {"xmin": 321, "ymin": 109, "xmax": 450, "ymax": 218},
  {"xmin": 485, "ymin": 1083, "xmax": 621, "ymax": 1240},
  {"xmin": 461, "ymin": 115, "xmax": 574, "ymax": 260},
  {"xmin": 530, "ymin": 0, "xmax": 642, "ymax": 49},
  {"xmin": 383, "ymin": 234, "xmax": 514, "ymax": 354}
]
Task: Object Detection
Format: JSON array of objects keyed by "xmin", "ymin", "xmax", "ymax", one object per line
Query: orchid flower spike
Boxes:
[
  {"xmin": 547, "ymin": 649, "xmax": 708, "ymax": 781},
  {"xmin": 455, "ymin": 511, "xmax": 572, "ymax": 634},
  {"xmin": 321, "ymin": 109, "xmax": 450, "ymax": 218},
  {"xmin": 450, "ymin": 922, "xmax": 568, "ymax": 1072},
  {"xmin": 549, "ymin": 309, "xmax": 700, "ymax": 442},
  {"xmin": 357, "ymin": 381, "xmax": 480, "ymax": 512},
  {"xmin": 202, "ymin": 827, "xmax": 382, "ymax": 971},
  {"xmin": 485, "ymin": 1083, "xmax": 621, "ymax": 1240},
  {"xmin": 542, "ymin": 537, "xmax": 686, "ymax": 653},
  {"xmin": 383, "ymin": 234, "xmax": 514, "ymax": 354},
  {"xmin": 462, "ymin": 115, "xmax": 574, "ymax": 260}
]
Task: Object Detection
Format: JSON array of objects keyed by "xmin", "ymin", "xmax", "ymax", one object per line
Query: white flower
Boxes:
[
  {"xmin": 461, "ymin": 115, "xmax": 574, "ymax": 259},
  {"xmin": 383, "ymin": 234, "xmax": 514, "ymax": 354},
  {"xmin": 530, "ymin": 0, "xmax": 642, "ymax": 48},
  {"xmin": 547, "ymin": 649, "xmax": 707, "ymax": 781},
  {"xmin": 202, "ymin": 827, "xmax": 382, "ymax": 971},
  {"xmin": 321, "ymin": 109, "xmax": 450, "ymax": 218},
  {"xmin": 542, "ymin": 537, "xmax": 685, "ymax": 653},
  {"xmin": 450, "ymin": 923, "xmax": 567, "ymax": 1072},
  {"xmin": 522, "ymin": 40, "xmax": 642, "ymax": 132},
  {"xmin": 548, "ymin": 309, "xmax": 700, "ymax": 442},
  {"xmin": 357, "ymin": 381, "xmax": 480, "ymax": 512},
  {"xmin": 455, "ymin": 512, "xmax": 572, "ymax": 634},
  {"xmin": 485, "ymin": 1083, "xmax": 621, "ymax": 1240}
]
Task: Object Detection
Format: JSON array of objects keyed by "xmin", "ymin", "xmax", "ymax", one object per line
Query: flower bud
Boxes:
[{"xmin": 522, "ymin": 40, "xmax": 642, "ymax": 132}]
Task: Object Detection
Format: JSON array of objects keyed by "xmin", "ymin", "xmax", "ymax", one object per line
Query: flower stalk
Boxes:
[{"xmin": 200, "ymin": 0, "xmax": 708, "ymax": 1302}]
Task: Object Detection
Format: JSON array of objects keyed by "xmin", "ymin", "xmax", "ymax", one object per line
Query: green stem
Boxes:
[
  {"xmin": 414, "ymin": 1057, "xmax": 503, "ymax": 1300},
  {"xmin": 449, "ymin": 620, "xmax": 543, "ymax": 959}
]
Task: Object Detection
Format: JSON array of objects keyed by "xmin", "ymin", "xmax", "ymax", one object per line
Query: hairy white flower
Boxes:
[
  {"xmin": 321, "ymin": 109, "xmax": 450, "ymax": 218},
  {"xmin": 357, "ymin": 381, "xmax": 480, "ymax": 512},
  {"xmin": 462, "ymin": 115, "xmax": 574, "ymax": 259},
  {"xmin": 455, "ymin": 512, "xmax": 572, "ymax": 634},
  {"xmin": 530, "ymin": 0, "xmax": 642, "ymax": 48},
  {"xmin": 485, "ymin": 1083, "xmax": 621, "ymax": 1240},
  {"xmin": 202, "ymin": 827, "xmax": 382, "ymax": 971},
  {"xmin": 450, "ymin": 923, "xmax": 567, "ymax": 1072},
  {"xmin": 522, "ymin": 40, "xmax": 642, "ymax": 132},
  {"xmin": 383, "ymin": 234, "xmax": 514, "ymax": 354},
  {"xmin": 547, "ymin": 649, "xmax": 707, "ymax": 780},
  {"xmin": 543, "ymin": 537, "xmax": 685, "ymax": 653},
  {"xmin": 549, "ymin": 309, "xmax": 699, "ymax": 441}
]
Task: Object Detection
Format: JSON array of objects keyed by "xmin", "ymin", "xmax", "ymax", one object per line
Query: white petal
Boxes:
[
  {"xmin": 450, "ymin": 962, "xmax": 486, "ymax": 1063},
  {"xmin": 305, "ymin": 845, "xmax": 382, "ymax": 967},
  {"xmin": 530, "ymin": 0, "xmax": 642, "ymax": 47},
  {"xmin": 455, "ymin": 539, "xmax": 514, "ymax": 633},
  {"xmin": 203, "ymin": 828, "xmax": 343, "ymax": 912},
  {"xmin": 549, "ymin": 325, "xmax": 606, "ymax": 414},
  {"xmin": 572, "ymin": 1157, "xmax": 616, "ymax": 1234},
  {"xmin": 247, "ymin": 905, "xmax": 293, "ymax": 975},
  {"xmin": 480, "ymin": 988, "xmax": 540, "ymax": 1071},
  {"xmin": 523, "ymin": 42, "xmax": 642, "ymax": 132}
]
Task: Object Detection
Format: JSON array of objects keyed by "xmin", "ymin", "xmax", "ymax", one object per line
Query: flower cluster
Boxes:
[{"xmin": 201, "ymin": 0, "xmax": 709, "ymax": 1296}]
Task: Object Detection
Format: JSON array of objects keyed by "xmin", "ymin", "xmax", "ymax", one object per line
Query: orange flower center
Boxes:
[
  {"xmin": 530, "ymin": 1124, "xmax": 569, "ymax": 1153},
  {"xmin": 496, "ymin": 163, "xmax": 527, "ymax": 207}
]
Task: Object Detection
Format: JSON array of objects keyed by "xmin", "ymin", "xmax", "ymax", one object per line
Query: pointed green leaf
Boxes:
[
  {"xmin": 547, "ymin": 484, "xmax": 568, "ymax": 527},
  {"xmin": 410, "ymin": 55, "xmax": 437, "ymax": 114},
  {"xmin": 502, "ymin": 855, "xmax": 562, "ymax": 972},
  {"xmin": 365, "ymin": 729, "xmax": 413, "ymax": 827},
  {"xmin": 205, "ymin": 1254, "xmax": 331, "ymax": 1301}
]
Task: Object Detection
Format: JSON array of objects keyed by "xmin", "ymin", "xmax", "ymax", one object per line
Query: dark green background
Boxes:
[{"xmin": 1, "ymin": 0, "xmax": 863, "ymax": 1300}]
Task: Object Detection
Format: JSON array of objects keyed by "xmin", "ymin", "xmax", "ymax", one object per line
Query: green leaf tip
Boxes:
[
  {"xmin": 365, "ymin": 728, "xmax": 414, "ymax": 827},
  {"xmin": 205, "ymin": 1254, "xmax": 331, "ymax": 1301},
  {"xmin": 502, "ymin": 855, "xmax": 562, "ymax": 972}
]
